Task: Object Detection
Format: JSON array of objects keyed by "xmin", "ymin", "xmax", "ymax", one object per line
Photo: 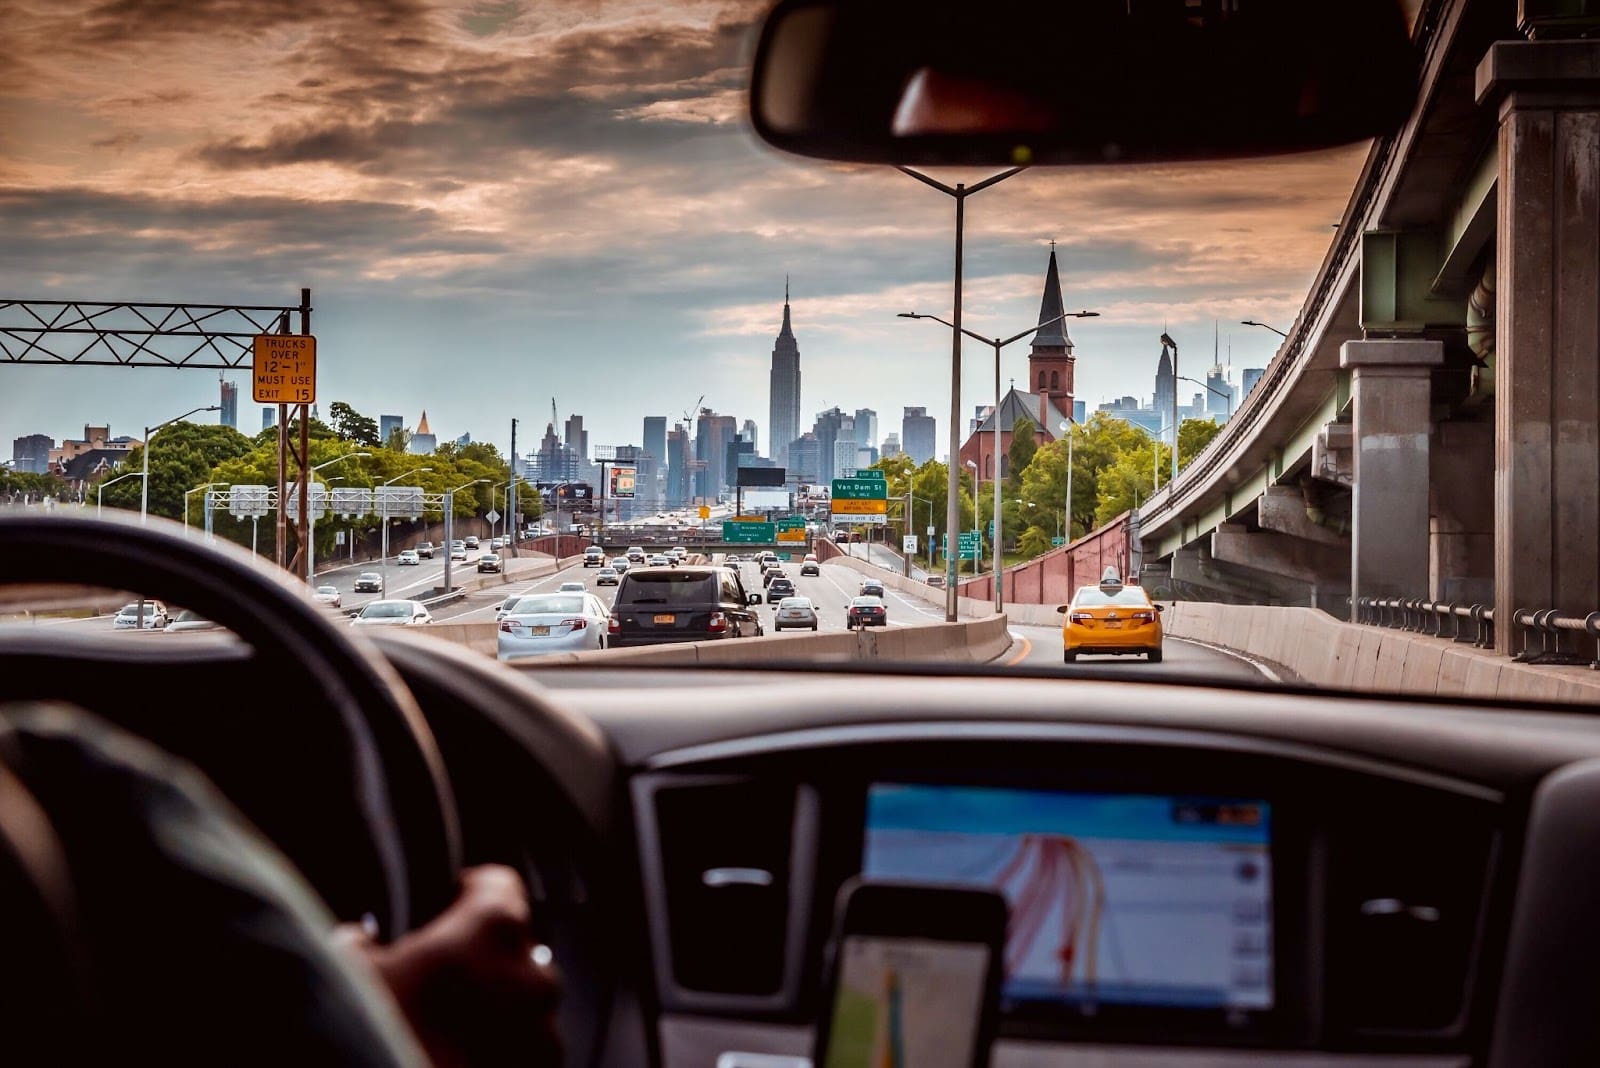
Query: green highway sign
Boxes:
[
  {"xmin": 831, "ymin": 476, "xmax": 888, "ymax": 501},
  {"xmin": 776, "ymin": 516, "xmax": 807, "ymax": 531},
  {"xmin": 722, "ymin": 520, "xmax": 776, "ymax": 543},
  {"xmin": 942, "ymin": 530, "xmax": 982, "ymax": 554},
  {"xmin": 1051, "ymin": 536, "xmax": 1067, "ymax": 546}
]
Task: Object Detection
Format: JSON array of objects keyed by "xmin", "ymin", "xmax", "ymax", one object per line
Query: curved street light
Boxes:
[
  {"xmin": 1240, "ymin": 319, "xmax": 1288, "ymax": 338},
  {"xmin": 903, "ymin": 308, "xmax": 1099, "ymax": 613},
  {"xmin": 140, "ymin": 405, "xmax": 222, "ymax": 525}
]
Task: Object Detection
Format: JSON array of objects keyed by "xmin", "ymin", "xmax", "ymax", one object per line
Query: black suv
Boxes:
[
  {"xmin": 765, "ymin": 577, "xmax": 796, "ymax": 603},
  {"xmin": 607, "ymin": 565, "xmax": 764, "ymax": 646}
]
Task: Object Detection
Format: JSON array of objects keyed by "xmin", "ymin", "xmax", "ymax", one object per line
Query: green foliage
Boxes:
[
  {"xmin": 1178, "ymin": 418, "xmax": 1223, "ymax": 469},
  {"xmin": 1006, "ymin": 417, "xmax": 1037, "ymax": 490},
  {"xmin": 1094, "ymin": 442, "xmax": 1170, "ymax": 525},
  {"xmin": 327, "ymin": 401, "xmax": 381, "ymax": 447},
  {"xmin": 1017, "ymin": 525, "xmax": 1055, "ymax": 559},
  {"xmin": 1, "ymin": 469, "xmax": 68, "ymax": 502},
  {"xmin": 96, "ymin": 422, "xmax": 256, "ymax": 519},
  {"xmin": 385, "ymin": 425, "xmax": 412, "ymax": 452}
]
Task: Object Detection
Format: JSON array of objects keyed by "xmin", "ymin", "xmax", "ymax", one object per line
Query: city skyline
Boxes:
[{"xmin": 2, "ymin": 2, "xmax": 1350, "ymax": 461}]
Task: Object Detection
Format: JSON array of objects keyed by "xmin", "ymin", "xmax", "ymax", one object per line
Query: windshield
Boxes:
[
  {"xmin": 4, "ymin": 1, "xmax": 1569, "ymax": 706},
  {"xmin": 362, "ymin": 603, "xmax": 411, "ymax": 619},
  {"xmin": 510, "ymin": 596, "xmax": 586, "ymax": 616},
  {"xmin": 1073, "ymin": 587, "xmax": 1153, "ymax": 608}
]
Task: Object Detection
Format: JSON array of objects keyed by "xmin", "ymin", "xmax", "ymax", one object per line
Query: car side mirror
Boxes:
[
  {"xmin": 1054, "ymin": 605, "xmax": 1070, "ymax": 614},
  {"xmin": 748, "ymin": 593, "xmax": 763, "ymax": 605},
  {"xmin": 1155, "ymin": 604, "xmax": 1165, "ymax": 613}
]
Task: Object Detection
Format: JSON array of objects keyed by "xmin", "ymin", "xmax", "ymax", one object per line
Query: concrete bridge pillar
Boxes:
[
  {"xmin": 1341, "ymin": 339, "xmax": 1445, "ymax": 612},
  {"xmin": 1478, "ymin": 40, "xmax": 1600, "ymax": 654}
]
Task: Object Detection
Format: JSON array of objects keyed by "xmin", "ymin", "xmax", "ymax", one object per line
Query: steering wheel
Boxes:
[{"xmin": 0, "ymin": 513, "xmax": 461, "ymax": 938}]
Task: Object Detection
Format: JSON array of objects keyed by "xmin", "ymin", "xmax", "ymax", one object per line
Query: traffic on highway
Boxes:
[{"xmin": 3, "ymin": 3, "xmax": 1596, "ymax": 1068}]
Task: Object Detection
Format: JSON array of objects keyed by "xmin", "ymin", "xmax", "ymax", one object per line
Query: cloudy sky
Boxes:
[{"xmin": 2, "ymin": 0, "xmax": 1369, "ymax": 461}]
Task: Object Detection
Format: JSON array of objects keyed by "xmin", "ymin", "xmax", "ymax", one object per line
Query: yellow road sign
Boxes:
[
  {"xmin": 251, "ymin": 334, "xmax": 317, "ymax": 404},
  {"xmin": 830, "ymin": 498, "xmax": 888, "ymax": 515},
  {"xmin": 698, "ymin": 505, "xmax": 711, "ymax": 520},
  {"xmin": 776, "ymin": 530, "xmax": 807, "ymax": 542}
]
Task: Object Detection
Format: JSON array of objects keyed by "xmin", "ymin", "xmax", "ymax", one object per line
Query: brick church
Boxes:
[{"xmin": 958, "ymin": 247, "xmax": 1078, "ymax": 480}]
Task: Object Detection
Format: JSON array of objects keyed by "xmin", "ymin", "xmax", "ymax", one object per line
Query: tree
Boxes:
[
  {"xmin": 385, "ymin": 425, "xmax": 412, "ymax": 453},
  {"xmin": 1006, "ymin": 417, "xmax": 1038, "ymax": 491},
  {"xmin": 98, "ymin": 422, "xmax": 255, "ymax": 520},
  {"xmin": 0, "ymin": 469, "xmax": 68, "ymax": 504},
  {"xmin": 328, "ymin": 401, "xmax": 381, "ymax": 447},
  {"xmin": 1178, "ymin": 418, "xmax": 1223, "ymax": 469},
  {"xmin": 1095, "ymin": 441, "xmax": 1170, "ymax": 524},
  {"xmin": 1017, "ymin": 525, "xmax": 1055, "ymax": 559}
]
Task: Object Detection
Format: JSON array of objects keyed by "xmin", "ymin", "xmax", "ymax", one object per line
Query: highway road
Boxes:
[{"xmin": 998, "ymin": 620, "xmax": 1270, "ymax": 681}]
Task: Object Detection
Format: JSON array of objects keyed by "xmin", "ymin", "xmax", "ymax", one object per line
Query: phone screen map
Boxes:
[{"xmin": 823, "ymin": 935, "xmax": 990, "ymax": 1068}]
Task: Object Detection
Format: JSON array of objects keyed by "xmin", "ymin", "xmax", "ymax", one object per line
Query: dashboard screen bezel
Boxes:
[{"xmin": 808, "ymin": 756, "xmax": 1314, "ymax": 1047}]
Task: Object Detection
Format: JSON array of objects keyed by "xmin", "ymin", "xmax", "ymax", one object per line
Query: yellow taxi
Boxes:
[{"xmin": 1059, "ymin": 569, "xmax": 1164, "ymax": 663}]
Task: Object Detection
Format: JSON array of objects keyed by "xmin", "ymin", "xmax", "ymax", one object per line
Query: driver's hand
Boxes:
[{"xmin": 336, "ymin": 865, "xmax": 562, "ymax": 1068}]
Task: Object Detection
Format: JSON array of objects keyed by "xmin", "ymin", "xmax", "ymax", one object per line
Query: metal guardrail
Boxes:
[{"xmin": 1353, "ymin": 597, "xmax": 1600, "ymax": 668}]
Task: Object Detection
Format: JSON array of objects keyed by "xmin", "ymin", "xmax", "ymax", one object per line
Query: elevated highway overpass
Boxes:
[{"xmin": 1099, "ymin": 0, "xmax": 1598, "ymax": 662}]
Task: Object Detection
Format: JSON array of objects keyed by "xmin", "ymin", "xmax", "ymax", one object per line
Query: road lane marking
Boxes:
[{"xmin": 1005, "ymin": 631, "xmax": 1034, "ymax": 666}]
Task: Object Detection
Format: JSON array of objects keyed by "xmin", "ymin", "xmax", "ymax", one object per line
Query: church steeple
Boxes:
[{"xmin": 1028, "ymin": 244, "xmax": 1076, "ymax": 412}]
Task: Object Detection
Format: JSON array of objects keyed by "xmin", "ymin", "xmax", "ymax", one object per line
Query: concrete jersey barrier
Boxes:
[{"xmin": 1161, "ymin": 601, "xmax": 1600, "ymax": 704}]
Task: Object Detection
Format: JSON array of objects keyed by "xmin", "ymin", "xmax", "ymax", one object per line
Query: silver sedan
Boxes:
[
  {"xmin": 772, "ymin": 596, "xmax": 818, "ymax": 632},
  {"xmin": 497, "ymin": 592, "xmax": 610, "ymax": 660}
]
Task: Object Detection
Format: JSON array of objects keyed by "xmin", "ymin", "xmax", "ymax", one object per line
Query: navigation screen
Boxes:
[
  {"xmin": 823, "ymin": 935, "xmax": 990, "ymax": 1068},
  {"xmin": 862, "ymin": 785, "xmax": 1273, "ymax": 1011}
]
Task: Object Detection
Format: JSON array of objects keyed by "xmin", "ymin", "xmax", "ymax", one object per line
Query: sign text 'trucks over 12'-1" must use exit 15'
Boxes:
[{"xmin": 251, "ymin": 333, "xmax": 317, "ymax": 405}]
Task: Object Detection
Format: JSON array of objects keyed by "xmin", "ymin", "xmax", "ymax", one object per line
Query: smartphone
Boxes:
[{"xmin": 814, "ymin": 879, "xmax": 1007, "ymax": 1068}]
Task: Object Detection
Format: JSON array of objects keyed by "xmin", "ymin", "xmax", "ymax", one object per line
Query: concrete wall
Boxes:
[
  {"xmin": 1162, "ymin": 601, "xmax": 1600, "ymax": 704},
  {"xmin": 958, "ymin": 512, "xmax": 1132, "ymax": 605}
]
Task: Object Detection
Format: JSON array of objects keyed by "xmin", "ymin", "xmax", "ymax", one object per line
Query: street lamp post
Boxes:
[
  {"xmin": 902, "ymin": 308, "xmax": 1098, "ymax": 612},
  {"xmin": 1128, "ymin": 422, "xmax": 1176, "ymax": 493},
  {"xmin": 1058, "ymin": 418, "xmax": 1076, "ymax": 545},
  {"xmin": 1240, "ymin": 319, "xmax": 1288, "ymax": 338},
  {"xmin": 442, "ymin": 478, "xmax": 490, "ymax": 595},
  {"xmin": 140, "ymin": 405, "xmax": 222, "ymax": 526},
  {"xmin": 306, "ymin": 452, "xmax": 371, "ymax": 583},
  {"xmin": 97, "ymin": 470, "xmax": 145, "ymax": 519},
  {"xmin": 1177, "ymin": 375, "xmax": 1234, "ymax": 419},
  {"xmin": 380, "ymin": 467, "xmax": 432, "ymax": 598},
  {"xmin": 1159, "ymin": 334, "xmax": 1181, "ymax": 483},
  {"xmin": 898, "ymin": 164, "xmax": 1027, "ymax": 622}
]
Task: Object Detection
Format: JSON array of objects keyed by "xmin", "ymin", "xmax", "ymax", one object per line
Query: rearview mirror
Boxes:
[
  {"xmin": 750, "ymin": 0, "xmax": 1417, "ymax": 166},
  {"xmin": 748, "ymin": 593, "xmax": 763, "ymax": 606}
]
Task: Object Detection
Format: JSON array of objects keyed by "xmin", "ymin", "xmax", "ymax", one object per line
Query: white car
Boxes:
[
  {"xmin": 558, "ymin": 581, "xmax": 586, "ymax": 592},
  {"xmin": 449, "ymin": 545, "xmax": 468, "ymax": 561},
  {"xmin": 163, "ymin": 609, "xmax": 220, "ymax": 633},
  {"xmin": 397, "ymin": 549, "xmax": 420, "ymax": 566},
  {"xmin": 626, "ymin": 546, "xmax": 646, "ymax": 563},
  {"xmin": 596, "ymin": 566, "xmax": 619, "ymax": 586},
  {"xmin": 311, "ymin": 586, "xmax": 342, "ymax": 608},
  {"xmin": 610, "ymin": 557, "xmax": 630, "ymax": 573},
  {"xmin": 351, "ymin": 600, "xmax": 433, "ymax": 626},
  {"xmin": 647, "ymin": 554, "xmax": 671, "ymax": 567},
  {"xmin": 497, "ymin": 592, "xmax": 610, "ymax": 660},
  {"xmin": 113, "ymin": 602, "xmax": 169, "ymax": 630},
  {"xmin": 669, "ymin": 546, "xmax": 688, "ymax": 562}
]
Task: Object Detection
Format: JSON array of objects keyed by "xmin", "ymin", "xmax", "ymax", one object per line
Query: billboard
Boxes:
[
  {"xmin": 553, "ymin": 483, "xmax": 593, "ymax": 501},
  {"xmin": 741, "ymin": 488, "xmax": 790, "ymax": 510},
  {"xmin": 735, "ymin": 466, "xmax": 787, "ymax": 488},
  {"xmin": 608, "ymin": 466, "xmax": 636, "ymax": 499}
]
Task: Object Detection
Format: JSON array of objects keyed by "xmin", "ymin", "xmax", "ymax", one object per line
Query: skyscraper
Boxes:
[
  {"xmin": 1154, "ymin": 341, "xmax": 1176, "ymax": 425},
  {"xmin": 1241, "ymin": 367, "xmax": 1266, "ymax": 396},
  {"xmin": 563, "ymin": 413, "xmax": 589, "ymax": 464},
  {"xmin": 408, "ymin": 410, "xmax": 437, "ymax": 454},
  {"xmin": 853, "ymin": 409, "xmax": 878, "ymax": 456},
  {"xmin": 811, "ymin": 407, "xmax": 847, "ymax": 483},
  {"xmin": 741, "ymin": 418, "xmax": 759, "ymax": 455},
  {"xmin": 262, "ymin": 407, "xmax": 276, "ymax": 432},
  {"xmin": 11, "ymin": 434, "xmax": 52, "ymax": 473},
  {"xmin": 881, "ymin": 432, "xmax": 901, "ymax": 459},
  {"xmin": 666, "ymin": 423, "xmax": 691, "ymax": 506},
  {"xmin": 219, "ymin": 377, "xmax": 238, "ymax": 430},
  {"xmin": 787, "ymin": 432, "xmax": 821, "ymax": 483},
  {"xmin": 642, "ymin": 416, "xmax": 667, "ymax": 504},
  {"xmin": 694, "ymin": 410, "xmax": 738, "ymax": 500},
  {"xmin": 901, "ymin": 407, "xmax": 936, "ymax": 465},
  {"xmin": 767, "ymin": 281, "xmax": 802, "ymax": 465},
  {"xmin": 380, "ymin": 414, "xmax": 403, "ymax": 447}
]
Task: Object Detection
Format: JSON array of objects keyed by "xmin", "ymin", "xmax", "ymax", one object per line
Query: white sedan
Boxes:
[
  {"xmin": 113, "ymin": 601, "xmax": 169, "ymax": 630},
  {"xmin": 351, "ymin": 600, "xmax": 433, "ymax": 626},
  {"xmin": 312, "ymin": 585, "xmax": 342, "ymax": 608},
  {"xmin": 497, "ymin": 592, "xmax": 610, "ymax": 660},
  {"xmin": 772, "ymin": 596, "xmax": 819, "ymax": 631}
]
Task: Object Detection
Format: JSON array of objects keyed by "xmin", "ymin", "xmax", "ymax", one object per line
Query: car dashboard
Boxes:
[{"xmin": 377, "ymin": 641, "xmax": 1600, "ymax": 1068}]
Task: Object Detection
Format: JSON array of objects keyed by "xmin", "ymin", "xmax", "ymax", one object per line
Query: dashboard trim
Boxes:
[{"xmin": 642, "ymin": 721, "xmax": 1504, "ymax": 803}]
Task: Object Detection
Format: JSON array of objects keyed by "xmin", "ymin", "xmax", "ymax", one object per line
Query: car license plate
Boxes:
[
  {"xmin": 653, "ymin": 614, "xmax": 676, "ymax": 624},
  {"xmin": 531, "ymin": 625, "xmax": 550, "ymax": 636},
  {"xmin": 1105, "ymin": 620, "xmax": 1123, "ymax": 628}
]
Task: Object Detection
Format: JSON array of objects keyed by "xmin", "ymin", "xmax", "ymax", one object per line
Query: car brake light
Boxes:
[
  {"xmin": 707, "ymin": 611, "xmax": 726, "ymax": 632},
  {"xmin": 1132, "ymin": 610, "xmax": 1156, "ymax": 623},
  {"xmin": 562, "ymin": 617, "xmax": 588, "ymax": 630},
  {"xmin": 500, "ymin": 621, "xmax": 520, "ymax": 633},
  {"xmin": 608, "ymin": 616, "xmax": 620, "ymax": 634},
  {"xmin": 1070, "ymin": 612, "xmax": 1093, "ymax": 624}
]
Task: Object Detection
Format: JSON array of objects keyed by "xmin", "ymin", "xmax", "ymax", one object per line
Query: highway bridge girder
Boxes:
[{"xmin": 1211, "ymin": 523, "xmax": 1349, "ymax": 589}]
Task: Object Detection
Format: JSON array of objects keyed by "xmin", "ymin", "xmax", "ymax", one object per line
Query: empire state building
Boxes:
[{"xmin": 767, "ymin": 281, "xmax": 802, "ymax": 465}]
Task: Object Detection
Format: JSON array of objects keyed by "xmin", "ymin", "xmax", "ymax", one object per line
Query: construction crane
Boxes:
[{"xmin": 682, "ymin": 394, "xmax": 704, "ymax": 428}]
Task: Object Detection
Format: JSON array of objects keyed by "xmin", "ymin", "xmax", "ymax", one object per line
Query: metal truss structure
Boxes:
[{"xmin": 0, "ymin": 299, "xmax": 301, "ymax": 368}]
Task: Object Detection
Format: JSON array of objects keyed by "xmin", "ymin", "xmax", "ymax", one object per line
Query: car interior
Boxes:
[{"xmin": 6, "ymin": 2, "xmax": 1600, "ymax": 1067}]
